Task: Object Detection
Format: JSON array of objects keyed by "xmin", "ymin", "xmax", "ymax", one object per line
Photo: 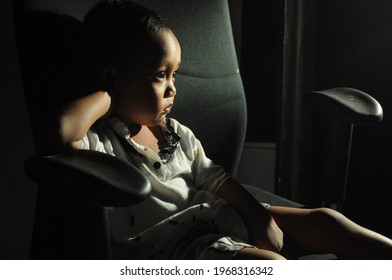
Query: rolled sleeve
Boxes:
[
  {"xmin": 79, "ymin": 126, "xmax": 114, "ymax": 155},
  {"xmin": 192, "ymin": 138, "xmax": 231, "ymax": 194}
]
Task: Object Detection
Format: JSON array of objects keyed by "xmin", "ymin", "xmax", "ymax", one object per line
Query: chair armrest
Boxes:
[
  {"xmin": 305, "ymin": 87, "xmax": 383, "ymax": 124},
  {"xmin": 24, "ymin": 150, "xmax": 151, "ymax": 207}
]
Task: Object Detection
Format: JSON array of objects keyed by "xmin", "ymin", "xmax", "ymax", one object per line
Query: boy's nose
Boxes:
[{"xmin": 165, "ymin": 84, "xmax": 176, "ymax": 98}]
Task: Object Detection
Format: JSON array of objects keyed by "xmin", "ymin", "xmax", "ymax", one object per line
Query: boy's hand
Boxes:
[
  {"xmin": 217, "ymin": 178, "xmax": 289, "ymax": 256},
  {"xmin": 250, "ymin": 215, "xmax": 284, "ymax": 251},
  {"xmin": 47, "ymin": 90, "xmax": 111, "ymax": 152}
]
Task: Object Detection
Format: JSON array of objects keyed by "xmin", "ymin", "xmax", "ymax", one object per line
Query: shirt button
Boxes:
[{"xmin": 153, "ymin": 162, "xmax": 161, "ymax": 169}]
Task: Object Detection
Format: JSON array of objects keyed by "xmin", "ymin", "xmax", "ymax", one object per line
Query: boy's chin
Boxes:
[{"xmin": 155, "ymin": 113, "xmax": 168, "ymax": 124}]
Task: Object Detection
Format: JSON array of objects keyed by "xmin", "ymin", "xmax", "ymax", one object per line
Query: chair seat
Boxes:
[{"xmin": 244, "ymin": 184, "xmax": 303, "ymax": 207}]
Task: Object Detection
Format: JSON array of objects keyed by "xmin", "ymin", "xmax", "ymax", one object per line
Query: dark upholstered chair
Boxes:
[{"xmin": 14, "ymin": 0, "xmax": 382, "ymax": 259}]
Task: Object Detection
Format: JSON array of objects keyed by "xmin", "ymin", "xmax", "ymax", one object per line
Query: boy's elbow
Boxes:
[
  {"xmin": 36, "ymin": 91, "xmax": 110, "ymax": 154},
  {"xmin": 69, "ymin": 140, "xmax": 82, "ymax": 150},
  {"xmin": 59, "ymin": 114, "xmax": 86, "ymax": 146},
  {"xmin": 40, "ymin": 133, "xmax": 81, "ymax": 154},
  {"xmin": 36, "ymin": 117, "xmax": 82, "ymax": 154}
]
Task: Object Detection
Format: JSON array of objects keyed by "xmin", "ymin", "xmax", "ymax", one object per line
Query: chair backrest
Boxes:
[
  {"xmin": 0, "ymin": 0, "xmax": 36, "ymax": 259},
  {"xmin": 14, "ymin": 0, "xmax": 247, "ymax": 259},
  {"xmin": 16, "ymin": 0, "xmax": 247, "ymax": 175}
]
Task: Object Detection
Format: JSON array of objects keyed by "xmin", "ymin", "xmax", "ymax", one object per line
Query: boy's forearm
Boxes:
[
  {"xmin": 216, "ymin": 178, "xmax": 271, "ymax": 227},
  {"xmin": 216, "ymin": 178, "xmax": 279, "ymax": 248},
  {"xmin": 59, "ymin": 91, "xmax": 111, "ymax": 149}
]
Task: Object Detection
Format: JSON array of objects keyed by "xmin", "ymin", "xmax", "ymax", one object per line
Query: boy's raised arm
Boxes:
[
  {"xmin": 43, "ymin": 91, "xmax": 111, "ymax": 153},
  {"xmin": 60, "ymin": 90, "xmax": 111, "ymax": 149}
]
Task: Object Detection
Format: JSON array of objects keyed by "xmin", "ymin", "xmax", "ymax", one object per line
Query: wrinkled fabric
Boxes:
[{"xmin": 81, "ymin": 117, "xmax": 255, "ymax": 259}]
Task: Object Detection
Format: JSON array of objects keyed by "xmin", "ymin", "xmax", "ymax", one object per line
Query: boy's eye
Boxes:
[
  {"xmin": 155, "ymin": 71, "xmax": 166, "ymax": 80},
  {"xmin": 153, "ymin": 70, "xmax": 177, "ymax": 81}
]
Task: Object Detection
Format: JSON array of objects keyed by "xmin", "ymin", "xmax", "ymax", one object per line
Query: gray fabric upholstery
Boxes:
[
  {"xmin": 244, "ymin": 185, "xmax": 303, "ymax": 208},
  {"xmin": 22, "ymin": 0, "xmax": 247, "ymax": 175},
  {"xmin": 133, "ymin": 0, "xmax": 247, "ymax": 174},
  {"xmin": 173, "ymin": 74, "xmax": 247, "ymax": 174}
]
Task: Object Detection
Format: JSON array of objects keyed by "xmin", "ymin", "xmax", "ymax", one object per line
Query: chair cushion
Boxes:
[{"xmin": 244, "ymin": 184, "xmax": 303, "ymax": 207}]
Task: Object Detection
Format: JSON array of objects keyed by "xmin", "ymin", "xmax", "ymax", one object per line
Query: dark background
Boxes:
[
  {"xmin": 313, "ymin": 0, "xmax": 392, "ymax": 238},
  {"xmin": 240, "ymin": 0, "xmax": 392, "ymax": 238}
]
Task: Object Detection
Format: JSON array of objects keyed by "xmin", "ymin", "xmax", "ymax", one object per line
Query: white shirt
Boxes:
[{"xmin": 80, "ymin": 118, "xmax": 231, "ymax": 241}]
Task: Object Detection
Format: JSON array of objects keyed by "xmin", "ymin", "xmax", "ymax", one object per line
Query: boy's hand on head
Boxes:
[
  {"xmin": 54, "ymin": 90, "xmax": 111, "ymax": 151},
  {"xmin": 99, "ymin": 91, "xmax": 113, "ymax": 120}
]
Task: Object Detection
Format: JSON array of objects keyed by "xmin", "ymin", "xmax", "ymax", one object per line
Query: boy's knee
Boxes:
[{"xmin": 310, "ymin": 207, "xmax": 345, "ymax": 226}]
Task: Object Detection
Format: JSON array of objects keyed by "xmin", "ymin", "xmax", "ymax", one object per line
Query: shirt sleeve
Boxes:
[
  {"xmin": 192, "ymin": 138, "xmax": 232, "ymax": 194},
  {"xmin": 79, "ymin": 125, "xmax": 114, "ymax": 154},
  {"xmin": 172, "ymin": 119, "xmax": 231, "ymax": 194}
]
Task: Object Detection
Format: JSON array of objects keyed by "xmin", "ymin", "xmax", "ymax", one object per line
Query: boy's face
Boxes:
[{"xmin": 112, "ymin": 29, "xmax": 181, "ymax": 127}]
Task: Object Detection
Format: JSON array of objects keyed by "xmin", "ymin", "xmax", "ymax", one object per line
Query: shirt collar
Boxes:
[{"xmin": 107, "ymin": 117, "xmax": 181, "ymax": 163}]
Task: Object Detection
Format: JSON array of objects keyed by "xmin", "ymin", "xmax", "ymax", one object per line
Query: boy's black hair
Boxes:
[{"xmin": 83, "ymin": 0, "xmax": 170, "ymax": 69}]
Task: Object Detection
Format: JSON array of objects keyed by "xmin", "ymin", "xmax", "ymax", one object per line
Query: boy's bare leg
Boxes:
[
  {"xmin": 234, "ymin": 247, "xmax": 286, "ymax": 260},
  {"xmin": 267, "ymin": 206, "xmax": 392, "ymax": 259}
]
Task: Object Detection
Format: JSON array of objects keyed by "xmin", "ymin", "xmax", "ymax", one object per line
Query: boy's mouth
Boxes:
[{"xmin": 163, "ymin": 104, "xmax": 173, "ymax": 114}]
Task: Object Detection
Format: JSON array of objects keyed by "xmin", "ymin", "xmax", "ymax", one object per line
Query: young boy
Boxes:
[{"xmin": 49, "ymin": 0, "xmax": 392, "ymax": 259}]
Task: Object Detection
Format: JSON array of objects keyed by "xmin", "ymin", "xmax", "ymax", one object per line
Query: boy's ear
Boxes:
[{"xmin": 102, "ymin": 65, "xmax": 118, "ymax": 89}]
